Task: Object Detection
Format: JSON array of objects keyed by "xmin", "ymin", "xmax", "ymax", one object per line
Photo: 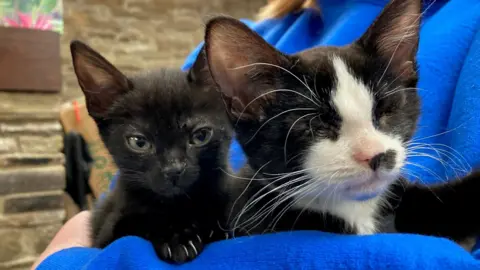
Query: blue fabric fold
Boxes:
[
  {"xmin": 39, "ymin": 0, "xmax": 480, "ymax": 269},
  {"xmin": 38, "ymin": 232, "xmax": 480, "ymax": 270}
]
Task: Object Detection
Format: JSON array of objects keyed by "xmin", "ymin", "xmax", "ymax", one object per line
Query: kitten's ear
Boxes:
[
  {"xmin": 204, "ymin": 17, "xmax": 288, "ymax": 120},
  {"xmin": 70, "ymin": 40, "xmax": 132, "ymax": 118},
  {"xmin": 187, "ymin": 47, "xmax": 212, "ymax": 86},
  {"xmin": 357, "ymin": 0, "xmax": 421, "ymax": 81}
]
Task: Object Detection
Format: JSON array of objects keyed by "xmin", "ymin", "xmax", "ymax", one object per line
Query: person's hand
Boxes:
[{"xmin": 32, "ymin": 211, "xmax": 92, "ymax": 269}]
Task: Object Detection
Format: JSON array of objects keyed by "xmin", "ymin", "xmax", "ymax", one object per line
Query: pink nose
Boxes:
[
  {"xmin": 353, "ymin": 151, "xmax": 377, "ymax": 165},
  {"xmin": 352, "ymin": 139, "xmax": 384, "ymax": 163},
  {"xmin": 353, "ymin": 151, "xmax": 390, "ymax": 171}
]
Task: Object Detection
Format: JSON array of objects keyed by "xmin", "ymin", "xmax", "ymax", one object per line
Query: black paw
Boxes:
[{"xmin": 153, "ymin": 228, "xmax": 204, "ymax": 264}]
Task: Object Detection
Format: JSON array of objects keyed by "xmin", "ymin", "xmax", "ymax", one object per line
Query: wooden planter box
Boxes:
[{"xmin": 0, "ymin": 27, "xmax": 61, "ymax": 93}]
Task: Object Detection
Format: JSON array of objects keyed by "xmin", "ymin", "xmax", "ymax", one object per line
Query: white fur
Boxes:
[
  {"xmin": 293, "ymin": 57, "xmax": 406, "ymax": 233},
  {"xmin": 294, "ymin": 196, "xmax": 380, "ymax": 234}
]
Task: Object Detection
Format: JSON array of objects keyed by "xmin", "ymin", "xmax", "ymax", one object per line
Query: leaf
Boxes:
[
  {"xmin": 0, "ymin": 0, "xmax": 13, "ymax": 8},
  {"xmin": 0, "ymin": 0, "xmax": 14, "ymax": 17},
  {"xmin": 18, "ymin": 0, "xmax": 41, "ymax": 13},
  {"xmin": 39, "ymin": 0, "xmax": 57, "ymax": 13}
]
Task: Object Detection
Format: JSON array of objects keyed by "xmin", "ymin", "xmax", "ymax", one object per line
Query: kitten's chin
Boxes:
[
  {"xmin": 307, "ymin": 170, "xmax": 399, "ymax": 202},
  {"xmin": 151, "ymin": 185, "xmax": 186, "ymax": 198},
  {"xmin": 341, "ymin": 171, "xmax": 399, "ymax": 201}
]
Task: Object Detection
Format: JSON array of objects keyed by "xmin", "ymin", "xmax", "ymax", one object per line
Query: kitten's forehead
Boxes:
[
  {"xmin": 297, "ymin": 45, "xmax": 366, "ymax": 72},
  {"xmin": 297, "ymin": 46, "xmax": 339, "ymax": 62},
  {"xmin": 294, "ymin": 50, "xmax": 377, "ymax": 136},
  {"xmin": 330, "ymin": 56, "xmax": 374, "ymax": 127},
  {"xmin": 131, "ymin": 69, "xmax": 191, "ymax": 102},
  {"xmin": 112, "ymin": 69, "xmax": 220, "ymax": 118},
  {"xmin": 106, "ymin": 69, "xmax": 227, "ymax": 142}
]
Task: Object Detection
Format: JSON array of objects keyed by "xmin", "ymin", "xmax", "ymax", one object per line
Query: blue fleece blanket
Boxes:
[{"xmin": 39, "ymin": 0, "xmax": 480, "ymax": 269}]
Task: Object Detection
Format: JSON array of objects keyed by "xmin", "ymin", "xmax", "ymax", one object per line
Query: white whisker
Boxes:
[
  {"xmin": 409, "ymin": 118, "xmax": 472, "ymax": 143},
  {"xmin": 228, "ymin": 161, "xmax": 272, "ymax": 226},
  {"xmin": 245, "ymin": 107, "xmax": 316, "ymax": 144},
  {"xmin": 308, "ymin": 114, "xmax": 320, "ymax": 139},
  {"xmin": 284, "ymin": 113, "xmax": 317, "ymax": 163},
  {"xmin": 232, "ymin": 171, "xmax": 309, "ymax": 230},
  {"xmin": 231, "ymin": 63, "xmax": 321, "ymax": 106}
]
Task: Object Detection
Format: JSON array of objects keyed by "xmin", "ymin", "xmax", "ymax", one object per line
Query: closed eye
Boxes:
[{"xmin": 374, "ymin": 97, "xmax": 400, "ymax": 123}]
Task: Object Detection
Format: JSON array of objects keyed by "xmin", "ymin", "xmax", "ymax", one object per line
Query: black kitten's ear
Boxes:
[
  {"xmin": 204, "ymin": 17, "xmax": 288, "ymax": 120},
  {"xmin": 187, "ymin": 47, "xmax": 212, "ymax": 86},
  {"xmin": 357, "ymin": 0, "xmax": 421, "ymax": 81},
  {"xmin": 70, "ymin": 40, "xmax": 132, "ymax": 118}
]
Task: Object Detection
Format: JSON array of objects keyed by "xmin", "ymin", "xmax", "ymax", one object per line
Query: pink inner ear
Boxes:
[
  {"xmin": 205, "ymin": 18, "xmax": 286, "ymax": 120},
  {"xmin": 72, "ymin": 44, "xmax": 131, "ymax": 117},
  {"xmin": 206, "ymin": 34, "xmax": 237, "ymax": 98},
  {"xmin": 376, "ymin": 16, "xmax": 418, "ymax": 59},
  {"xmin": 370, "ymin": 1, "xmax": 420, "ymax": 79}
]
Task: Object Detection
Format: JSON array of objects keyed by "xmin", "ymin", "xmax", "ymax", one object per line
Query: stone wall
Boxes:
[
  {"xmin": 0, "ymin": 92, "xmax": 66, "ymax": 270},
  {"xmin": 0, "ymin": 0, "xmax": 263, "ymax": 269},
  {"xmin": 61, "ymin": 0, "xmax": 264, "ymax": 102}
]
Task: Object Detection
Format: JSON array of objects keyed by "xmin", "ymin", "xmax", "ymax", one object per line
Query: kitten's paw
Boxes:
[{"xmin": 154, "ymin": 228, "xmax": 204, "ymax": 264}]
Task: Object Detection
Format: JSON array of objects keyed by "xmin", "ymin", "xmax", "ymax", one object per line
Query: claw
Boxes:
[
  {"xmin": 196, "ymin": 234, "xmax": 202, "ymax": 244},
  {"xmin": 209, "ymin": 230, "xmax": 214, "ymax": 238},
  {"xmin": 181, "ymin": 244, "xmax": 189, "ymax": 257},
  {"xmin": 166, "ymin": 245, "xmax": 172, "ymax": 259},
  {"xmin": 188, "ymin": 240, "xmax": 198, "ymax": 256},
  {"xmin": 225, "ymin": 232, "xmax": 229, "ymax": 240}
]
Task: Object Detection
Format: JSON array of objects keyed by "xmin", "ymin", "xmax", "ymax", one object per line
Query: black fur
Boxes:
[
  {"xmin": 204, "ymin": 0, "xmax": 480, "ymax": 242},
  {"xmin": 71, "ymin": 42, "xmax": 232, "ymax": 263}
]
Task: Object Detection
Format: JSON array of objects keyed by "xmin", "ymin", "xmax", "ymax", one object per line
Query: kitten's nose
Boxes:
[
  {"xmin": 163, "ymin": 162, "xmax": 186, "ymax": 179},
  {"xmin": 368, "ymin": 153, "xmax": 386, "ymax": 171},
  {"xmin": 353, "ymin": 150, "xmax": 396, "ymax": 171}
]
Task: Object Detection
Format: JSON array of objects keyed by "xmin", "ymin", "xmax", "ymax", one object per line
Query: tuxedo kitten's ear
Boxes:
[
  {"xmin": 70, "ymin": 40, "xmax": 132, "ymax": 118},
  {"xmin": 357, "ymin": 0, "xmax": 421, "ymax": 81},
  {"xmin": 204, "ymin": 17, "xmax": 289, "ymax": 120}
]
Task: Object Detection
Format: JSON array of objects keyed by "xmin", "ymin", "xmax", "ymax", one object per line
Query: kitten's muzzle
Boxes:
[{"xmin": 163, "ymin": 161, "xmax": 187, "ymax": 181}]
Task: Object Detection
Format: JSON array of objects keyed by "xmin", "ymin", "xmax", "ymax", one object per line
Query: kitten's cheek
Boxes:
[{"xmin": 394, "ymin": 150, "xmax": 407, "ymax": 172}]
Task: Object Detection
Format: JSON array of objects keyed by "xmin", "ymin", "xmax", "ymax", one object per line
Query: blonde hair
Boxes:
[{"xmin": 257, "ymin": 0, "xmax": 319, "ymax": 21}]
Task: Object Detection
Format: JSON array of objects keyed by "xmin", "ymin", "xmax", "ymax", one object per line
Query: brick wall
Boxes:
[{"xmin": 0, "ymin": 0, "xmax": 263, "ymax": 269}]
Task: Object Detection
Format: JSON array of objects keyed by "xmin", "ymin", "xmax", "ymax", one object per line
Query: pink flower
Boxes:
[{"xmin": 3, "ymin": 12, "xmax": 52, "ymax": 30}]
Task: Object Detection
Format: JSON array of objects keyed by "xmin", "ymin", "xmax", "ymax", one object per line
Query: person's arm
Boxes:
[{"xmin": 32, "ymin": 211, "xmax": 93, "ymax": 269}]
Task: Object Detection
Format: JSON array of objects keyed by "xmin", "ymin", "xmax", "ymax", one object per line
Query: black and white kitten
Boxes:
[
  {"xmin": 70, "ymin": 41, "xmax": 232, "ymax": 263},
  {"xmin": 203, "ymin": 0, "xmax": 480, "ymax": 242}
]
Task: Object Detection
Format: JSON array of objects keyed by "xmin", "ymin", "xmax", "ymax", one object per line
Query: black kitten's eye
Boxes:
[
  {"xmin": 190, "ymin": 128, "xmax": 213, "ymax": 146},
  {"xmin": 126, "ymin": 135, "xmax": 152, "ymax": 153}
]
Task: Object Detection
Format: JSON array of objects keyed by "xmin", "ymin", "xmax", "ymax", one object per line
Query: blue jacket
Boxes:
[{"xmin": 39, "ymin": 0, "xmax": 480, "ymax": 269}]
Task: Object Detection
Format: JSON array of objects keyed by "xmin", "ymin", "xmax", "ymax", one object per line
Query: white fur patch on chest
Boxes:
[{"xmin": 293, "ymin": 196, "xmax": 380, "ymax": 235}]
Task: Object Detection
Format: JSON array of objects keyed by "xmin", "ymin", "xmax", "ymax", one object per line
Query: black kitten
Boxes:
[
  {"xmin": 70, "ymin": 41, "xmax": 232, "ymax": 263},
  {"xmin": 204, "ymin": 0, "xmax": 480, "ymax": 243}
]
